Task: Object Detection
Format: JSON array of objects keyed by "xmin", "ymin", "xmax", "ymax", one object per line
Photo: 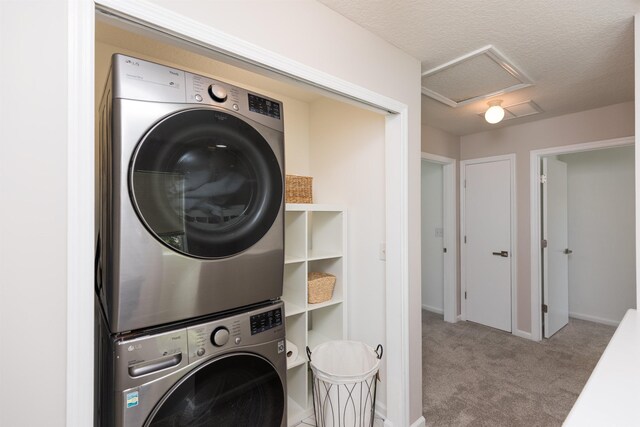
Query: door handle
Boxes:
[
  {"xmin": 492, "ymin": 251, "xmax": 509, "ymax": 257},
  {"xmin": 564, "ymin": 248, "xmax": 573, "ymax": 255}
]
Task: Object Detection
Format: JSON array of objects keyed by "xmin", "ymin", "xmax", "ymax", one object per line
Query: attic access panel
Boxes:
[
  {"xmin": 475, "ymin": 100, "xmax": 543, "ymax": 122},
  {"xmin": 421, "ymin": 45, "xmax": 533, "ymax": 108}
]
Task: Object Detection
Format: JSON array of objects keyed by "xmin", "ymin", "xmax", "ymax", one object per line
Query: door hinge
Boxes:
[
  {"xmin": 464, "ymin": 235, "xmax": 467, "ymax": 244},
  {"xmin": 542, "ymin": 239, "xmax": 548, "ymax": 249},
  {"xmin": 443, "ymin": 247, "xmax": 447, "ymax": 253},
  {"xmin": 542, "ymin": 304, "xmax": 548, "ymax": 313},
  {"xmin": 540, "ymin": 174, "xmax": 547, "ymax": 184},
  {"xmin": 465, "ymin": 291, "xmax": 467, "ymax": 300},
  {"xmin": 464, "ymin": 179, "xmax": 467, "ymax": 188}
]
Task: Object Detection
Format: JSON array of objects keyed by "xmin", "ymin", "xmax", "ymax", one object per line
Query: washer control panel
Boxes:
[
  {"xmin": 186, "ymin": 301, "xmax": 285, "ymax": 363},
  {"xmin": 211, "ymin": 327, "xmax": 230, "ymax": 347},
  {"xmin": 250, "ymin": 307, "xmax": 282, "ymax": 335}
]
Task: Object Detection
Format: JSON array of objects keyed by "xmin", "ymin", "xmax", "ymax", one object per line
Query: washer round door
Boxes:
[
  {"xmin": 130, "ymin": 108, "xmax": 283, "ymax": 259},
  {"xmin": 145, "ymin": 353, "xmax": 285, "ymax": 427}
]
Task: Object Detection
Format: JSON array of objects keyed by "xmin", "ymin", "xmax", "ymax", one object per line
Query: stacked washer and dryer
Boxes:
[{"xmin": 95, "ymin": 54, "xmax": 287, "ymax": 427}]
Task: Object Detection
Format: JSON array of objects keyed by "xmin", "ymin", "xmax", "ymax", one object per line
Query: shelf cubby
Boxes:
[{"xmin": 283, "ymin": 204, "xmax": 346, "ymax": 426}]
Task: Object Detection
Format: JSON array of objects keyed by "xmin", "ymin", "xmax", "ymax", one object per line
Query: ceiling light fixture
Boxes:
[{"xmin": 484, "ymin": 100, "xmax": 505, "ymax": 124}]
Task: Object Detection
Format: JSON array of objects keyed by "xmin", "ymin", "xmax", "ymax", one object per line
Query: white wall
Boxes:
[
  {"xmin": 308, "ymin": 97, "xmax": 387, "ymax": 401},
  {"xmin": 461, "ymin": 101, "xmax": 635, "ymax": 334},
  {"xmin": 421, "ymin": 160, "xmax": 444, "ymax": 313},
  {"xmin": 0, "ymin": 2, "xmax": 69, "ymax": 426},
  {"xmin": 558, "ymin": 147, "xmax": 636, "ymax": 325},
  {"xmin": 421, "ymin": 125, "xmax": 460, "ymax": 160}
]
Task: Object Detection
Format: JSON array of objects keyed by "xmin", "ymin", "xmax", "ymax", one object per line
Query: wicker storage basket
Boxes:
[
  {"xmin": 308, "ymin": 272, "xmax": 336, "ymax": 304},
  {"xmin": 286, "ymin": 175, "xmax": 313, "ymax": 203}
]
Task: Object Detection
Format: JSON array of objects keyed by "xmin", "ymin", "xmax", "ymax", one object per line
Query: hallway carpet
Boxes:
[{"xmin": 422, "ymin": 310, "xmax": 615, "ymax": 426}]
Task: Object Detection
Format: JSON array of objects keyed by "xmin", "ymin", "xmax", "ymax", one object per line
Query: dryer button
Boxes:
[
  {"xmin": 196, "ymin": 348, "xmax": 205, "ymax": 357},
  {"xmin": 195, "ymin": 94, "xmax": 203, "ymax": 102},
  {"xmin": 211, "ymin": 327, "xmax": 230, "ymax": 347},
  {"xmin": 235, "ymin": 337, "xmax": 241, "ymax": 345}
]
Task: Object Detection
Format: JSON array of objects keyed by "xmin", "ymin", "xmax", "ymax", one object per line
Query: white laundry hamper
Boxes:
[{"xmin": 306, "ymin": 341, "xmax": 383, "ymax": 427}]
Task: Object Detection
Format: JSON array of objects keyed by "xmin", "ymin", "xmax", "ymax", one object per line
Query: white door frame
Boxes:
[
  {"xmin": 530, "ymin": 136, "xmax": 634, "ymax": 341},
  {"xmin": 421, "ymin": 153, "xmax": 457, "ymax": 323},
  {"xmin": 69, "ymin": 1, "xmax": 413, "ymax": 426},
  {"xmin": 460, "ymin": 154, "xmax": 517, "ymax": 333}
]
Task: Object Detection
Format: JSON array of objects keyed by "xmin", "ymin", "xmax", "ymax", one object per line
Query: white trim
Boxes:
[
  {"xmin": 636, "ymin": 15, "xmax": 640, "ymax": 313},
  {"xmin": 422, "ymin": 304, "xmax": 444, "ymax": 315},
  {"xmin": 410, "ymin": 416, "xmax": 427, "ymax": 427},
  {"xmin": 67, "ymin": 1, "xmax": 95, "ymax": 427},
  {"xmin": 384, "ymin": 110, "xmax": 411, "ymax": 427},
  {"xmin": 88, "ymin": 1, "xmax": 413, "ymax": 426},
  {"xmin": 569, "ymin": 312, "xmax": 621, "ymax": 327},
  {"xmin": 96, "ymin": 0, "xmax": 405, "ymax": 115},
  {"xmin": 421, "ymin": 45, "xmax": 534, "ymax": 108},
  {"xmin": 379, "ymin": 414, "xmax": 426, "ymax": 427},
  {"xmin": 513, "ymin": 329, "xmax": 533, "ymax": 340},
  {"xmin": 530, "ymin": 136, "xmax": 635, "ymax": 341},
  {"xmin": 421, "ymin": 152, "xmax": 457, "ymax": 323},
  {"xmin": 421, "ymin": 152, "xmax": 455, "ymax": 165},
  {"xmin": 460, "ymin": 154, "xmax": 517, "ymax": 334}
]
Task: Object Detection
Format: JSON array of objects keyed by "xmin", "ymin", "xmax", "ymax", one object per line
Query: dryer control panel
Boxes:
[
  {"xmin": 112, "ymin": 54, "xmax": 284, "ymax": 132},
  {"xmin": 184, "ymin": 71, "xmax": 284, "ymax": 132}
]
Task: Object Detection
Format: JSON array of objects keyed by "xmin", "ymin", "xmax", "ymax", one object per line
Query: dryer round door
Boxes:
[
  {"xmin": 130, "ymin": 108, "xmax": 283, "ymax": 259},
  {"xmin": 144, "ymin": 353, "xmax": 285, "ymax": 427}
]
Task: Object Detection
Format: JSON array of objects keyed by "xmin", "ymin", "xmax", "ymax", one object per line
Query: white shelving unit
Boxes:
[{"xmin": 283, "ymin": 203, "xmax": 347, "ymax": 426}]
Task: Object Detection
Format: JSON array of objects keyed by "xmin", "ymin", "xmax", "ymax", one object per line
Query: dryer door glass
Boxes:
[
  {"xmin": 145, "ymin": 354, "xmax": 284, "ymax": 427},
  {"xmin": 130, "ymin": 108, "xmax": 283, "ymax": 258}
]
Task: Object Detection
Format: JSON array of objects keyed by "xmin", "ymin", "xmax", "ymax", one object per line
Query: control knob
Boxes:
[
  {"xmin": 211, "ymin": 327, "xmax": 230, "ymax": 347},
  {"xmin": 208, "ymin": 84, "xmax": 228, "ymax": 102}
]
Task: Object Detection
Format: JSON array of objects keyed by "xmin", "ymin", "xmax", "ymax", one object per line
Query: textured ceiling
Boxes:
[{"xmin": 317, "ymin": 0, "xmax": 638, "ymax": 136}]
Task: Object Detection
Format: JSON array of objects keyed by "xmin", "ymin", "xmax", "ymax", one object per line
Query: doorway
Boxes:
[
  {"xmin": 461, "ymin": 154, "xmax": 516, "ymax": 332},
  {"xmin": 531, "ymin": 137, "xmax": 636, "ymax": 340},
  {"xmin": 421, "ymin": 153, "xmax": 457, "ymax": 323},
  {"xmin": 91, "ymin": 7, "xmax": 414, "ymax": 426}
]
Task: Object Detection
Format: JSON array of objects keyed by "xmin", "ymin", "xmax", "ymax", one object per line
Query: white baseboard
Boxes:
[
  {"xmin": 422, "ymin": 304, "xmax": 444, "ymax": 315},
  {"xmin": 457, "ymin": 314, "xmax": 462, "ymax": 321},
  {"xmin": 374, "ymin": 402, "xmax": 425, "ymax": 427},
  {"xmin": 379, "ymin": 415, "xmax": 425, "ymax": 427},
  {"xmin": 569, "ymin": 312, "xmax": 620, "ymax": 327},
  {"xmin": 375, "ymin": 402, "xmax": 387, "ymax": 426},
  {"xmin": 513, "ymin": 328, "xmax": 535, "ymax": 341},
  {"xmin": 410, "ymin": 416, "xmax": 426, "ymax": 427}
]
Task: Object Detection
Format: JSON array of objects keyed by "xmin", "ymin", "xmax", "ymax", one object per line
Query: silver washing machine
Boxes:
[
  {"xmin": 96, "ymin": 54, "xmax": 285, "ymax": 333},
  {"xmin": 96, "ymin": 300, "xmax": 287, "ymax": 426}
]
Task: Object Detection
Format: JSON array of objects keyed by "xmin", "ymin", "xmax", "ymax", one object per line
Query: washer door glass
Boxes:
[
  {"xmin": 130, "ymin": 108, "xmax": 283, "ymax": 258},
  {"xmin": 145, "ymin": 354, "xmax": 284, "ymax": 427}
]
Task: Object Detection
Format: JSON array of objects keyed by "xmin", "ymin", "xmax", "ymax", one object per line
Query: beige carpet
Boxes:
[{"xmin": 422, "ymin": 310, "xmax": 615, "ymax": 427}]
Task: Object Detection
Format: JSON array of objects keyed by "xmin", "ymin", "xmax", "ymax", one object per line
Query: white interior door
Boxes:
[
  {"xmin": 421, "ymin": 160, "xmax": 444, "ymax": 314},
  {"xmin": 542, "ymin": 157, "xmax": 569, "ymax": 338},
  {"xmin": 464, "ymin": 159, "xmax": 512, "ymax": 332}
]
